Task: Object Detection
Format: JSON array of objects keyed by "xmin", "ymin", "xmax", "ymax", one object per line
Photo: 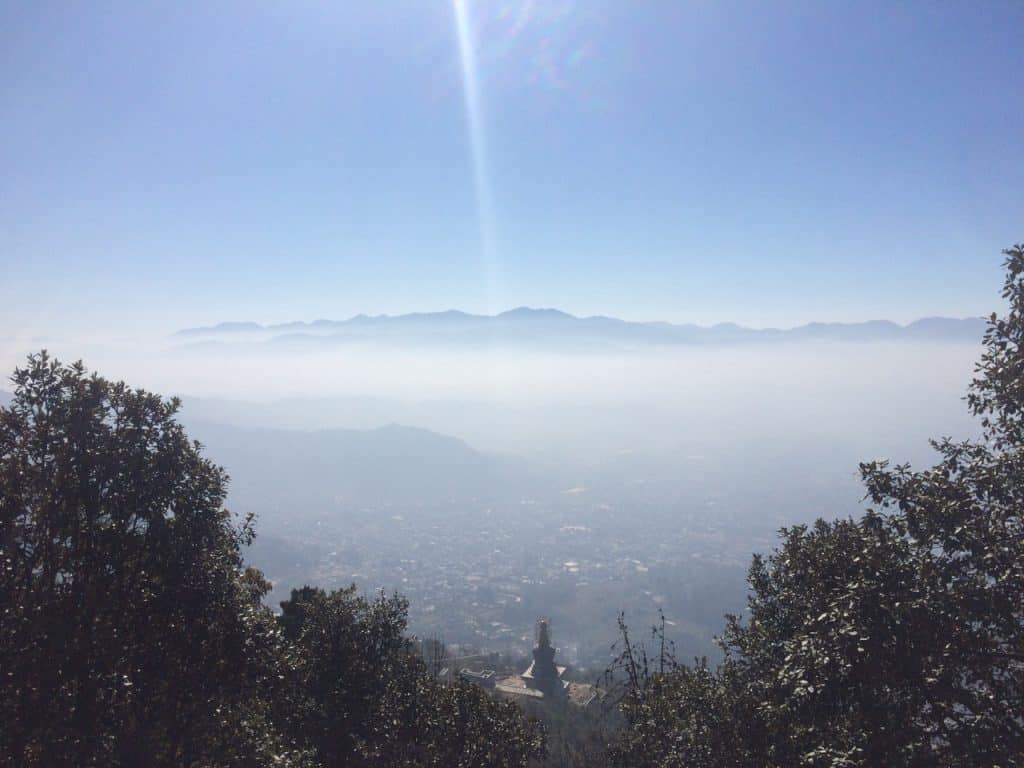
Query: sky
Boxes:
[{"xmin": 2, "ymin": 0, "xmax": 1022, "ymax": 337}]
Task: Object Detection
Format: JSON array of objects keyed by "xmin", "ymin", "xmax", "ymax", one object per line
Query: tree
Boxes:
[
  {"xmin": 273, "ymin": 585, "xmax": 546, "ymax": 768},
  {"xmin": 0, "ymin": 353, "xmax": 304, "ymax": 767},
  {"xmin": 609, "ymin": 244, "xmax": 1024, "ymax": 767}
]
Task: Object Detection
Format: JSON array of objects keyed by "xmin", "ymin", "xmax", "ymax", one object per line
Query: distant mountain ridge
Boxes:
[{"xmin": 174, "ymin": 308, "xmax": 987, "ymax": 348}]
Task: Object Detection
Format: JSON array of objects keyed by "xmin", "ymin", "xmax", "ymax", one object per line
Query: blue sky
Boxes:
[{"xmin": 1, "ymin": 1, "xmax": 1022, "ymax": 335}]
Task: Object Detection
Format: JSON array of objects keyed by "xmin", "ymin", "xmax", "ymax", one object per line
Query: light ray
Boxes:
[{"xmin": 452, "ymin": 0, "xmax": 502, "ymax": 315}]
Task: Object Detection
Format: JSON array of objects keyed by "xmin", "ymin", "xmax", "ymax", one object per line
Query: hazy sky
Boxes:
[{"xmin": 2, "ymin": 1, "xmax": 1022, "ymax": 336}]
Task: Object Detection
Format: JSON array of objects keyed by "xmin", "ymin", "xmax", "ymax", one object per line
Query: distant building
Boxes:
[
  {"xmin": 491, "ymin": 618, "xmax": 598, "ymax": 709},
  {"xmin": 438, "ymin": 618, "xmax": 599, "ymax": 709},
  {"xmin": 520, "ymin": 618, "xmax": 569, "ymax": 698}
]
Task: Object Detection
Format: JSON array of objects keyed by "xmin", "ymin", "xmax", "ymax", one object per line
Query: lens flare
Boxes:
[{"xmin": 452, "ymin": 0, "xmax": 502, "ymax": 315}]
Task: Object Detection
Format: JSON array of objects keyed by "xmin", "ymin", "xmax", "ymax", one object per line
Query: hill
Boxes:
[{"xmin": 183, "ymin": 419, "xmax": 547, "ymax": 519}]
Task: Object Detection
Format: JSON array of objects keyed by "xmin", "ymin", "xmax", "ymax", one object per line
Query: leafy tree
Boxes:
[
  {"xmin": 273, "ymin": 585, "xmax": 546, "ymax": 767},
  {"xmin": 609, "ymin": 245, "xmax": 1024, "ymax": 767},
  {"xmin": 0, "ymin": 353, "xmax": 305, "ymax": 767}
]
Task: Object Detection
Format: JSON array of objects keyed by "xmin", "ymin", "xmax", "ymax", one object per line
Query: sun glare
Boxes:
[{"xmin": 452, "ymin": 0, "xmax": 502, "ymax": 316}]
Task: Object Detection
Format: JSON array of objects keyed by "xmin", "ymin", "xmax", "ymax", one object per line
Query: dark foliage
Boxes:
[
  {"xmin": 273, "ymin": 585, "xmax": 545, "ymax": 767},
  {"xmin": 0, "ymin": 353, "xmax": 296, "ymax": 766}
]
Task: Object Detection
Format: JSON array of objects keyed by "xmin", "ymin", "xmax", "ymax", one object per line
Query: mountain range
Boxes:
[{"xmin": 174, "ymin": 308, "xmax": 987, "ymax": 348}]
